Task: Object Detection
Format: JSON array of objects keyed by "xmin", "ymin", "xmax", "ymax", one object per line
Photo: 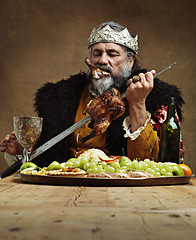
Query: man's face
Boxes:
[
  {"xmin": 89, "ymin": 42, "xmax": 134, "ymax": 95},
  {"xmin": 91, "ymin": 42, "xmax": 132, "ymax": 75}
]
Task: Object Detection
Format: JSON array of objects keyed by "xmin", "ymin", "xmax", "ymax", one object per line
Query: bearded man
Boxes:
[{"xmin": 1, "ymin": 21, "xmax": 185, "ymax": 167}]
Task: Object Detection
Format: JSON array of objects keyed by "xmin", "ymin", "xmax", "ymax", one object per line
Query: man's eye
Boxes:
[
  {"xmin": 93, "ymin": 52, "xmax": 101, "ymax": 56},
  {"xmin": 108, "ymin": 52, "xmax": 120, "ymax": 57},
  {"xmin": 109, "ymin": 53, "xmax": 118, "ymax": 57}
]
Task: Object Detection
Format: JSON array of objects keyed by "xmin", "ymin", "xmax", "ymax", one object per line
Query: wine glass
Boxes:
[{"xmin": 13, "ymin": 117, "xmax": 43, "ymax": 163}]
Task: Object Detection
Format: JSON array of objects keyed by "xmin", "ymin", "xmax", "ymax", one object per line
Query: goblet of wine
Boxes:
[{"xmin": 13, "ymin": 117, "xmax": 43, "ymax": 163}]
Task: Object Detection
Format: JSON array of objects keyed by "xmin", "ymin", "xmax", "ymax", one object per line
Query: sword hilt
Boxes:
[{"xmin": 121, "ymin": 62, "xmax": 176, "ymax": 99}]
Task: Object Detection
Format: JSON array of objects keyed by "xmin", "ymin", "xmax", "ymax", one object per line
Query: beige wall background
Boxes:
[{"xmin": 0, "ymin": 0, "xmax": 195, "ymax": 174}]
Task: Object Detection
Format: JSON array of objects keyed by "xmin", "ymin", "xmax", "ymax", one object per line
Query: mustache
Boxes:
[{"xmin": 95, "ymin": 64, "xmax": 112, "ymax": 74}]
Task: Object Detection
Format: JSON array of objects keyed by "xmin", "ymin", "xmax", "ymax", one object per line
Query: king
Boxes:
[{"xmin": 1, "ymin": 21, "xmax": 185, "ymax": 175}]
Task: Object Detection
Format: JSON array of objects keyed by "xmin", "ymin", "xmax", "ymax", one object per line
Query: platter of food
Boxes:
[
  {"xmin": 20, "ymin": 173, "xmax": 192, "ymax": 187},
  {"xmin": 19, "ymin": 149, "xmax": 193, "ymax": 187}
]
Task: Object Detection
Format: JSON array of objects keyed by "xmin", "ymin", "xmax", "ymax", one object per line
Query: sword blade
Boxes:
[
  {"xmin": 154, "ymin": 62, "xmax": 176, "ymax": 78},
  {"xmin": 121, "ymin": 62, "xmax": 176, "ymax": 99},
  {"xmin": 29, "ymin": 115, "xmax": 92, "ymax": 161}
]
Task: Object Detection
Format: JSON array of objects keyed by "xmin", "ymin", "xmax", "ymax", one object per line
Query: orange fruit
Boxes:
[{"xmin": 178, "ymin": 164, "xmax": 192, "ymax": 176}]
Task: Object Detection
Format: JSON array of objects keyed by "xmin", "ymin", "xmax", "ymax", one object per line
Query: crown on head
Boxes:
[{"xmin": 88, "ymin": 25, "xmax": 138, "ymax": 54}]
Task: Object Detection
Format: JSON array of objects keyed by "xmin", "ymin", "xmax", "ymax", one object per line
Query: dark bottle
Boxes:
[{"xmin": 159, "ymin": 97, "xmax": 181, "ymax": 163}]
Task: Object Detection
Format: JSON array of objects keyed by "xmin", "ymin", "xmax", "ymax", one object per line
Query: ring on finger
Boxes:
[
  {"xmin": 127, "ymin": 76, "xmax": 141, "ymax": 86},
  {"xmin": 132, "ymin": 76, "xmax": 141, "ymax": 83}
]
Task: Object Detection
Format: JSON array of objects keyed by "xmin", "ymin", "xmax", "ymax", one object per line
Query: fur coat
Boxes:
[{"xmin": 33, "ymin": 70, "xmax": 184, "ymax": 167}]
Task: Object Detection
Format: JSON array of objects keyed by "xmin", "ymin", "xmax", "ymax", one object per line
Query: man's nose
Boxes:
[{"xmin": 97, "ymin": 53, "xmax": 109, "ymax": 65}]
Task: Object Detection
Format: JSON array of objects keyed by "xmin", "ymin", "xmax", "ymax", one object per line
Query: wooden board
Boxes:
[{"xmin": 20, "ymin": 173, "xmax": 192, "ymax": 186}]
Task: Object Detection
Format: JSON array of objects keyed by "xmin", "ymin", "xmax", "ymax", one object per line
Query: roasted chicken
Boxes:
[
  {"xmin": 85, "ymin": 57, "xmax": 110, "ymax": 79},
  {"xmin": 81, "ymin": 88, "xmax": 125, "ymax": 143}
]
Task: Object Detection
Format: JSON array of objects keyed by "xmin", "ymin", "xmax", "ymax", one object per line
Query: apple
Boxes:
[
  {"xmin": 46, "ymin": 161, "xmax": 62, "ymax": 171},
  {"xmin": 172, "ymin": 165, "xmax": 184, "ymax": 176},
  {"xmin": 20, "ymin": 162, "xmax": 40, "ymax": 172}
]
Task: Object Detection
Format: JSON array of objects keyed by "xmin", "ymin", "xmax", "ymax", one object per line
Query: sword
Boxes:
[{"xmin": 0, "ymin": 62, "xmax": 176, "ymax": 178}]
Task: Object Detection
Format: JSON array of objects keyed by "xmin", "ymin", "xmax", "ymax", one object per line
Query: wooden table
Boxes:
[{"xmin": 0, "ymin": 175, "xmax": 196, "ymax": 240}]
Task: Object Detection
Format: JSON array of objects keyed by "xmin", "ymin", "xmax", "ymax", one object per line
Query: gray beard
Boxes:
[
  {"xmin": 87, "ymin": 62, "xmax": 132, "ymax": 97},
  {"xmin": 89, "ymin": 76, "xmax": 114, "ymax": 96}
]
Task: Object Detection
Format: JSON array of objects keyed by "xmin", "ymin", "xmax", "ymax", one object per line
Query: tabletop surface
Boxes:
[{"xmin": 0, "ymin": 174, "xmax": 196, "ymax": 240}]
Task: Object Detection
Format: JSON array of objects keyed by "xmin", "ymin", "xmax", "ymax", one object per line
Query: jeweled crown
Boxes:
[{"xmin": 88, "ymin": 25, "xmax": 138, "ymax": 54}]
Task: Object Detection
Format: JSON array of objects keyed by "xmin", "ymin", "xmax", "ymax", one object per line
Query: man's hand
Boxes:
[
  {"xmin": 126, "ymin": 70, "xmax": 155, "ymax": 132},
  {"xmin": 0, "ymin": 132, "xmax": 23, "ymax": 156}
]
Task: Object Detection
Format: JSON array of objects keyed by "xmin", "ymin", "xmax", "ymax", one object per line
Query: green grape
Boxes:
[
  {"xmin": 152, "ymin": 167, "xmax": 160, "ymax": 173},
  {"xmin": 167, "ymin": 166, "xmax": 173, "ymax": 173},
  {"xmin": 156, "ymin": 162, "xmax": 164, "ymax": 169},
  {"xmin": 97, "ymin": 165, "xmax": 104, "ymax": 173},
  {"xmin": 144, "ymin": 158, "xmax": 151, "ymax": 164},
  {"xmin": 107, "ymin": 166, "xmax": 115, "ymax": 173},
  {"xmin": 160, "ymin": 168, "xmax": 167, "ymax": 175},
  {"xmin": 150, "ymin": 163, "xmax": 156, "ymax": 169},
  {"xmin": 89, "ymin": 162, "xmax": 97, "ymax": 169},
  {"xmin": 80, "ymin": 156, "xmax": 89, "ymax": 166},
  {"xmin": 148, "ymin": 160, "xmax": 156, "ymax": 167},
  {"xmin": 131, "ymin": 160, "xmax": 139, "ymax": 170},
  {"xmin": 146, "ymin": 168, "xmax": 155, "ymax": 175},
  {"xmin": 104, "ymin": 166, "xmax": 110, "ymax": 172},
  {"xmin": 100, "ymin": 161, "xmax": 107, "ymax": 168},
  {"xmin": 140, "ymin": 161, "xmax": 148, "ymax": 170},
  {"xmin": 154, "ymin": 171, "xmax": 161, "ymax": 177},
  {"xmin": 92, "ymin": 167, "xmax": 99, "ymax": 173},
  {"xmin": 104, "ymin": 166, "xmax": 115, "ymax": 173},
  {"xmin": 83, "ymin": 163, "xmax": 90, "ymax": 171},
  {"xmin": 164, "ymin": 172, "xmax": 173, "ymax": 177},
  {"xmin": 86, "ymin": 168, "xmax": 93, "ymax": 173},
  {"xmin": 121, "ymin": 166, "xmax": 128, "ymax": 172},
  {"xmin": 163, "ymin": 163, "xmax": 173, "ymax": 173},
  {"xmin": 132, "ymin": 159, "xmax": 138, "ymax": 164},
  {"xmin": 120, "ymin": 160, "xmax": 131, "ymax": 167},
  {"xmin": 126, "ymin": 162, "xmax": 133, "ymax": 170},
  {"xmin": 135, "ymin": 163, "xmax": 143, "ymax": 171},
  {"xmin": 73, "ymin": 160, "xmax": 81, "ymax": 168},
  {"xmin": 90, "ymin": 158, "xmax": 99, "ymax": 165},
  {"xmin": 110, "ymin": 162, "xmax": 120, "ymax": 170}
]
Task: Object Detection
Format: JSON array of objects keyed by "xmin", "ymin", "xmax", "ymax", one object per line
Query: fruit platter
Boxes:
[{"xmin": 20, "ymin": 148, "xmax": 193, "ymax": 186}]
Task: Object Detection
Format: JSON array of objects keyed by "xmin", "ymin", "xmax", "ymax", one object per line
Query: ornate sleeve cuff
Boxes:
[{"xmin": 123, "ymin": 111, "xmax": 151, "ymax": 140}]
